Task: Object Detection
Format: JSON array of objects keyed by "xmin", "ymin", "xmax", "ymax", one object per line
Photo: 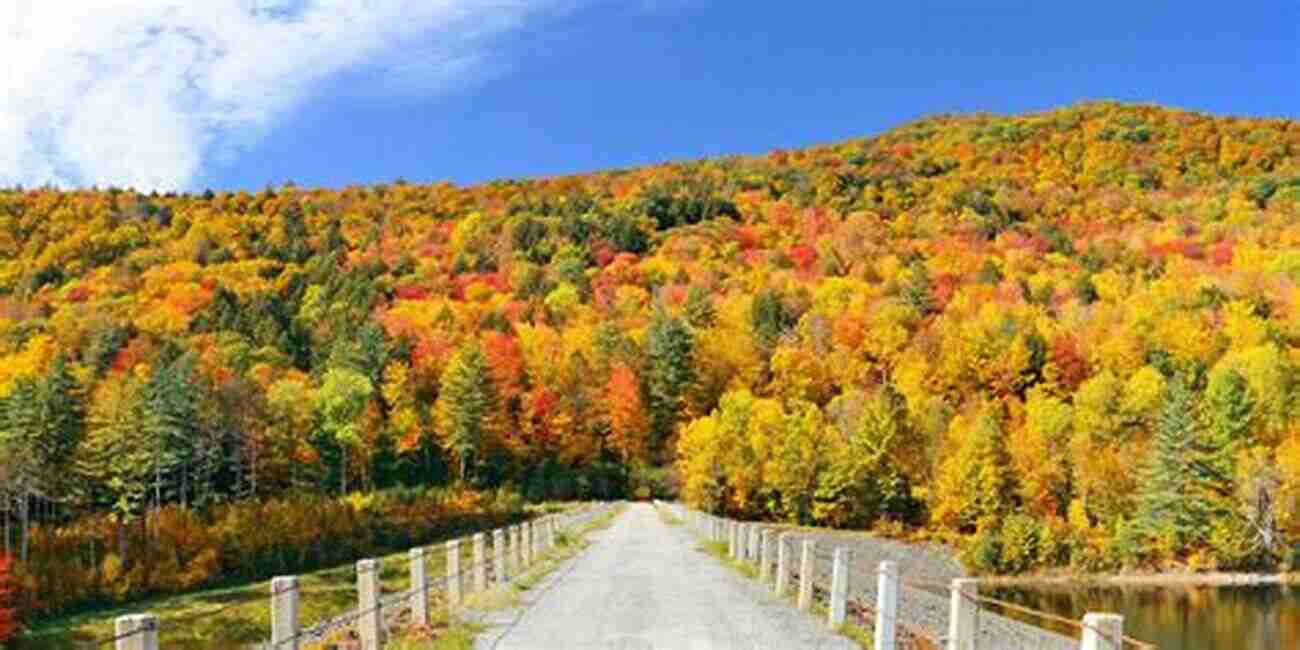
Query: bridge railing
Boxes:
[
  {"xmin": 94, "ymin": 503, "xmax": 614, "ymax": 650},
  {"xmin": 671, "ymin": 503, "xmax": 1156, "ymax": 650}
]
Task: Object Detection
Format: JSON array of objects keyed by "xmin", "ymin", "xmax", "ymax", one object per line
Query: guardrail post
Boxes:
[
  {"xmin": 445, "ymin": 540, "xmax": 461, "ymax": 608},
  {"xmin": 728, "ymin": 522, "xmax": 738, "ymax": 559},
  {"xmin": 494, "ymin": 529, "xmax": 508, "ymax": 585},
  {"xmin": 115, "ymin": 613, "xmax": 158, "ymax": 650},
  {"xmin": 874, "ymin": 561, "xmax": 898, "ymax": 650},
  {"xmin": 410, "ymin": 547, "xmax": 429, "ymax": 626},
  {"xmin": 798, "ymin": 539, "xmax": 815, "ymax": 611},
  {"xmin": 512, "ymin": 525, "xmax": 522, "ymax": 572},
  {"xmin": 357, "ymin": 558, "xmax": 381, "ymax": 650},
  {"xmin": 270, "ymin": 576, "xmax": 299, "ymax": 650},
  {"xmin": 1081, "ymin": 613, "xmax": 1124, "ymax": 650},
  {"xmin": 947, "ymin": 578, "xmax": 978, "ymax": 650},
  {"xmin": 759, "ymin": 530, "xmax": 772, "ymax": 582},
  {"xmin": 828, "ymin": 548, "xmax": 850, "ymax": 628},
  {"xmin": 774, "ymin": 533, "xmax": 790, "ymax": 596},
  {"xmin": 523, "ymin": 522, "xmax": 533, "ymax": 566},
  {"xmin": 473, "ymin": 533, "xmax": 487, "ymax": 592}
]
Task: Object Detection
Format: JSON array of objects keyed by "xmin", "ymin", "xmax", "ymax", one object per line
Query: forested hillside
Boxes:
[{"xmin": 3, "ymin": 102, "xmax": 1300, "ymax": 588}]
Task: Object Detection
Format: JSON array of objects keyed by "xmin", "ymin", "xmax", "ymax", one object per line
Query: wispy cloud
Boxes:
[{"xmin": 0, "ymin": 0, "xmax": 576, "ymax": 191}]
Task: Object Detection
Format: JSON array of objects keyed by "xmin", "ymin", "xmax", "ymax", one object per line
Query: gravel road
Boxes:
[{"xmin": 474, "ymin": 502, "xmax": 857, "ymax": 650}]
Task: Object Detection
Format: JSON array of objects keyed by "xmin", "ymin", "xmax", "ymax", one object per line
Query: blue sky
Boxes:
[{"xmin": 4, "ymin": 1, "xmax": 1297, "ymax": 192}]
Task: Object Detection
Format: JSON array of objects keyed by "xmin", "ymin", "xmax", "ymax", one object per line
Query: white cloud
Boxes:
[{"xmin": 0, "ymin": 0, "xmax": 575, "ymax": 191}]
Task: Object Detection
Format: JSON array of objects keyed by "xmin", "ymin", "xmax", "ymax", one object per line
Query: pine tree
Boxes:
[
  {"xmin": 684, "ymin": 286, "xmax": 716, "ymax": 328},
  {"xmin": 142, "ymin": 355, "xmax": 206, "ymax": 507},
  {"xmin": 1202, "ymin": 368, "xmax": 1254, "ymax": 489},
  {"xmin": 40, "ymin": 357, "xmax": 85, "ymax": 474},
  {"xmin": 749, "ymin": 289, "xmax": 792, "ymax": 351},
  {"xmin": 1134, "ymin": 379, "xmax": 1211, "ymax": 552},
  {"xmin": 437, "ymin": 344, "xmax": 497, "ymax": 483},
  {"xmin": 0, "ymin": 378, "xmax": 42, "ymax": 563},
  {"xmin": 646, "ymin": 312, "xmax": 694, "ymax": 459},
  {"xmin": 77, "ymin": 376, "xmax": 153, "ymax": 519}
]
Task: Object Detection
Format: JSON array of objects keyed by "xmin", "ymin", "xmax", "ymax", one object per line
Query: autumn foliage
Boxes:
[
  {"xmin": 2, "ymin": 101, "xmax": 1300, "ymax": 612},
  {"xmin": 0, "ymin": 554, "xmax": 18, "ymax": 642}
]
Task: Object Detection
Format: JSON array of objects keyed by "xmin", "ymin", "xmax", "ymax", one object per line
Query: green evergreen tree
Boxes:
[
  {"xmin": 646, "ymin": 312, "xmax": 694, "ymax": 458},
  {"xmin": 76, "ymin": 376, "xmax": 152, "ymax": 519},
  {"xmin": 750, "ymin": 289, "xmax": 793, "ymax": 351},
  {"xmin": 1202, "ymin": 368, "xmax": 1254, "ymax": 488},
  {"xmin": 436, "ymin": 344, "xmax": 496, "ymax": 483},
  {"xmin": 1134, "ymin": 379, "xmax": 1211, "ymax": 552},
  {"xmin": 142, "ymin": 355, "xmax": 210, "ymax": 507},
  {"xmin": 684, "ymin": 286, "xmax": 717, "ymax": 328}
]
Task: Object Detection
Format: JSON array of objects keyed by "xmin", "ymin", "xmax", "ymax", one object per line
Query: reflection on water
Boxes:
[{"xmin": 988, "ymin": 583, "xmax": 1300, "ymax": 650}]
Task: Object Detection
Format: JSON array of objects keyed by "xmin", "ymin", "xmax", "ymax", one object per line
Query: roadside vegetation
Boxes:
[{"xmin": 14, "ymin": 500, "xmax": 570, "ymax": 649}]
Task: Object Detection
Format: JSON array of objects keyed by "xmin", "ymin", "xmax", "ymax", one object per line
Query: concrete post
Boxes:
[
  {"xmin": 523, "ymin": 522, "xmax": 532, "ymax": 566},
  {"xmin": 774, "ymin": 533, "xmax": 790, "ymax": 596},
  {"xmin": 410, "ymin": 548, "xmax": 429, "ymax": 626},
  {"xmin": 749, "ymin": 526, "xmax": 760, "ymax": 564},
  {"xmin": 947, "ymin": 578, "xmax": 979, "ymax": 650},
  {"xmin": 270, "ymin": 576, "xmax": 299, "ymax": 650},
  {"xmin": 472, "ymin": 533, "xmax": 487, "ymax": 592},
  {"xmin": 798, "ymin": 540, "xmax": 815, "ymax": 611},
  {"xmin": 356, "ymin": 559, "xmax": 381, "ymax": 650},
  {"xmin": 759, "ymin": 530, "xmax": 772, "ymax": 582},
  {"xmin": 115, "ymin": 613, "xmax": 158, "ymax": 650},
  {"xmin": 728, "ymin": 522, "xmax": 738, "ymax": 559},
  {"xmin": 828, "ymin": 548, "xmax": 850, "ymax": 628},
  {"xmin": 511, "ymin": 525, "xmax": 522, "ymax": 573},
  {"xmin": 494, "ymin": 529, "xmax": 508, "ymax": 585},
  {"xmin": 445, "ymin": 540, "xmax": 461, "ymax": 608},
  {"xmin": 874, "ymin": 562, "xmax": 898, "ymax": 650},
  {"xmin": 1081, "ymin": 613, "xmax": 1124, "ymax": 650}
]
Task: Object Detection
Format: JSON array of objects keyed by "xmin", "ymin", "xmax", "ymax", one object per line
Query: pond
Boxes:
[{"xmin": 986, "ymin": 583, "xmax": 1300, "ymax": 649}]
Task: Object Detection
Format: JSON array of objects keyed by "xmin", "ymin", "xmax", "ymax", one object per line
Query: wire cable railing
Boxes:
[
  {"xmin": 678, "ymin": 505, "xmax": 1159, "ymax": 650},
  {"xmin": 91, "ymin": 503, "xmax": 615, "ymax": 650}
]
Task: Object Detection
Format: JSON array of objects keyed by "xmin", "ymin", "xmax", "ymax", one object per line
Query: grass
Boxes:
[
  {"xmin": 382, "ymin": 608, "xmax": 484, "ymax": 650},
  {"xmin": 16, "ymin": 504, "xmax": 575, "ymax": 650}
]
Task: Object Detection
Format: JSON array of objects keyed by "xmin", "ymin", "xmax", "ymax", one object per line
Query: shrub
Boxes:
[{"xmin": 17, "ymin": 487, "xmax": 524, "ymax": 619}]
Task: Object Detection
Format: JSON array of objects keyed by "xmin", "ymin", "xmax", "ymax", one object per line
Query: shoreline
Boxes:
[{"xmin": 974, "ymin": 572, "xmax": 1300, "ymax": 588}]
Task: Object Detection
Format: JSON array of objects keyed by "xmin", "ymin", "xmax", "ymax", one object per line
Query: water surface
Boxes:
[{"xmin": 988, "ymin": 583, "xmax": 1300, "ymax": 649}]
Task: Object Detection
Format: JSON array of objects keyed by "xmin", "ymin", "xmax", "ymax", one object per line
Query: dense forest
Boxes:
[{"xmin": 2, "ymin": 103, "xmax": 1300, "ymax": 621}]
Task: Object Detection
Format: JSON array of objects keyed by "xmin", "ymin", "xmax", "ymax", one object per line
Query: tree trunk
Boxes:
[
  {"xmin": 340, "ymin": 449, "xmax": 348, "ymax": 495},
  {"xmin": 20, "ymin": 489, "xmax": 30, "ymax": 564}
]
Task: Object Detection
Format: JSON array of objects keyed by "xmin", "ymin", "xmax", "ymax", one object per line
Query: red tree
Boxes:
[
  {"xmin": 0, "ymin": 554, "xmax": 19, "ymax": 643},
  {"xmin": 606, "ymin": 364, "xmax": 649, "ymax": 464}
]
